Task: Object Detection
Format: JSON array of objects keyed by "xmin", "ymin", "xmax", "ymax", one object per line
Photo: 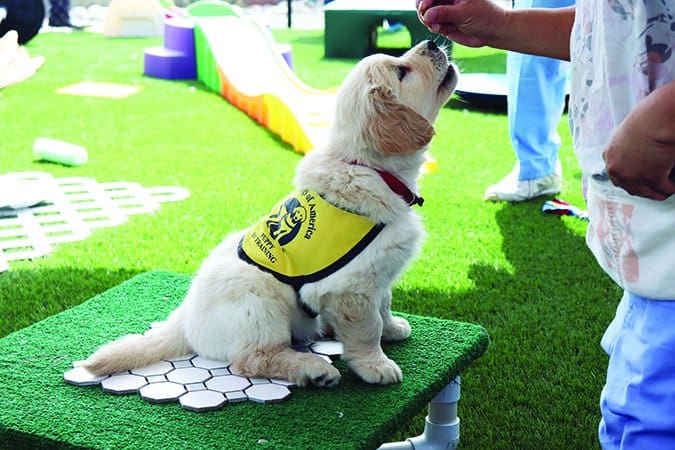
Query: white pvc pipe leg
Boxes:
[{"xmin": 379, "ymin": 376, "xmax": 461, "ymax": 450}]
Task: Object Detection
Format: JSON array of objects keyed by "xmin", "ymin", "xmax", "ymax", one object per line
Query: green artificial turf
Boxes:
[
  {"xmin": 0, "ymin": 271, "xmax": 488, "ymax": 450},
  {"xmin": 0, "ymin": 28, "xmax": 619, "ymax": 449}
]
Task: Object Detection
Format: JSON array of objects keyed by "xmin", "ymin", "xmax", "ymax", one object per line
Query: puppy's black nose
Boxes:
[{"xmin": 426, "ymin": 40, "xmax": 438, "ymax": 51}]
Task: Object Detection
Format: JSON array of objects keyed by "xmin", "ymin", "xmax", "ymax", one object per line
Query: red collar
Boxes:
[{"xmin": 349, "ymin": 161, "xmax": 424, "ymax": 207}]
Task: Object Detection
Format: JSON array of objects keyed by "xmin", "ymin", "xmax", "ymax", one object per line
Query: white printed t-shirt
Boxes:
[{"xmin": 569, "ymin": 1, "xmax": 675, "ymax": 299}]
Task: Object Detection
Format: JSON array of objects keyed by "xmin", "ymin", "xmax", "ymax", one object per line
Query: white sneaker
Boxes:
[{"xmin": 484, "ymin": 160, "xmax": 562, "ymax": 202}]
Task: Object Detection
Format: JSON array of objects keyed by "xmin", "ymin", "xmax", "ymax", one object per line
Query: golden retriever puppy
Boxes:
[{"xmin": 84, "ymin": 40, "xmax": 458, "ymax": 387}]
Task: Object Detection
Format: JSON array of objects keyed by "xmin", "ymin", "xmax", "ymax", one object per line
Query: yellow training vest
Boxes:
[{"xmin": 238, "ymin": 189, "xmax": 384, "ymax": 290}]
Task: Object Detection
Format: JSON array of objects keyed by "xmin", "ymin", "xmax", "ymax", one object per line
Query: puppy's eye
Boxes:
[{"xmin": 396, "ymin": 65, "xmax": 409, "ymax": 81}]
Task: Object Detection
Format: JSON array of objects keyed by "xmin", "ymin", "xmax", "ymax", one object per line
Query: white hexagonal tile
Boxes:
[
  {"xmin": 205, "ymin": 375, "xmax": 251, "ymax": 393},
  {"xmin": 180, "ymin": 390, "xmax": 227, "ymax": 412},
  {"xmin": 101, "ymin": 373, "xmax": 148, "ymax": 394},
  {"xmin": 191, "ymin": 356, "xmax": 229, "ymax": 370},
  {"xmin": 310, "ymin": 340, "xmax": 344, "ymax": 357},
  {"xmin": 63, "ymin": 366, "xmax": 109, "ymax": 386},
  {"xmin": 166, "ymin": 367, "xmax": 211, "ymax": 384},
  {"xmin": 245, "ymin": 384, "xmax": 291, "ymax": 403},
  {"xmin": 140, "ymin": 382, "xmax": 186, "ymax": 403},
  {"xmin": 130, "ymin": 361, "xmax": 174, "ymax": 377},
  {"xmin": 64, "ymin": 333, "xmax": 347, "ymax": 410}
]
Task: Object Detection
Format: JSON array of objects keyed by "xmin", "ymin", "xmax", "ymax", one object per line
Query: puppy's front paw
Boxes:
[
  {"xmin": 350, "ymin": 356, "xmax": 402, "ymax": 385},
  {"xmin": 382, "ymin": 316, "xmax": 411, "ymax": 342},
  {"xmin": 294, "ymin": 357, "xmax": 342, "ymax": 388}
]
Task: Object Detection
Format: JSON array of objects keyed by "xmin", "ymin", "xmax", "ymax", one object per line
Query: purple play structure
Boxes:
[
  {"xmin": 143, "ymin": 16, "xmax": 293, "ymax": 81},
  {"xmin": 143, "ymin": 18, "xmax": 197, "ymax": 80}
]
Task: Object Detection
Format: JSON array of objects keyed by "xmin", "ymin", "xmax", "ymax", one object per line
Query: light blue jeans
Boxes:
[
  {"xmin": 507, "ymin": 0, "xmax": 574, "ymax": 180},
  {"xmin": 599, "ymin": 292, "xmax": 675, "ymax": 449}
]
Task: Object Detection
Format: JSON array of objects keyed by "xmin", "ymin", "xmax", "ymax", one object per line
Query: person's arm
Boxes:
[
  {"xmin": 603, "ymin": 80, "xmax": 675, "ymax": 200},
  {"xmin": 417, "ymin": 0, "xmax": 574, "ymax": 60}
]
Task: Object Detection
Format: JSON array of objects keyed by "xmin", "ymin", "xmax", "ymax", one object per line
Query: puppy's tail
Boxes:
[{"xmin": 83, "ymin": 308, "xmax": 191, "ymax": 376}]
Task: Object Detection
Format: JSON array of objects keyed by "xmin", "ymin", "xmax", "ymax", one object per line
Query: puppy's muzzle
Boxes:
[{"xmin": 420, "ymin": 40, "xmax": 457, "ymax": 92}]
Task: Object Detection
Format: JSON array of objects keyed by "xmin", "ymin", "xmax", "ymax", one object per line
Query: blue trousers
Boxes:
[
  {"xmin": 599, "ymin": 292, "xmax": 675, "ymax": 449},
  {"xmin": 507, "ymin": 0, "xmax": 574, "ymax": 180}
]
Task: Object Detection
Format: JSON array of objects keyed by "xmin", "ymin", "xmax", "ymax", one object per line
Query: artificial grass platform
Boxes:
[{"xmin": 0, "ymin": 271, "xmax": 488, "ymax": 450}]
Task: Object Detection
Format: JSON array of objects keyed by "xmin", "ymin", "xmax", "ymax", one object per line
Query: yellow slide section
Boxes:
[
  {"xmin": 193, "ymin": 13, "xmax": 437, "ymax": 171},
  {"xmin": 195, "ymin": 15, "xmax": 336, "ymax": 154}
]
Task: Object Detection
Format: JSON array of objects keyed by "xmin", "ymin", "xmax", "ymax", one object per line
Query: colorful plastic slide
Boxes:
[{"xmin": 191, "ymin": 10, "xmax": 336, "ymax": 154}]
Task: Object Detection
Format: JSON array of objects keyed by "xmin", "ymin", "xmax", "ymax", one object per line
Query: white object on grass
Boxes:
[
  {"xmin": 0, "ymin": 171, "xmax": 190, "ymax": 272},
  {"xmin": 33, "ymin": 137, "xmax": 88, "ymax": 166}
]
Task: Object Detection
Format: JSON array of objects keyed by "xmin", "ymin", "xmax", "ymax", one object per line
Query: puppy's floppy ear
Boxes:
[{"xmin": 366, "ymin": 86, "xmax": 435, "ymax": 155}]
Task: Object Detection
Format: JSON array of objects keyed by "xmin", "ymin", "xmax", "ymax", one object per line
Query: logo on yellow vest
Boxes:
[{"xmin": 239, "ymin": 189, "xmax": 384, "ymax": 286}]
